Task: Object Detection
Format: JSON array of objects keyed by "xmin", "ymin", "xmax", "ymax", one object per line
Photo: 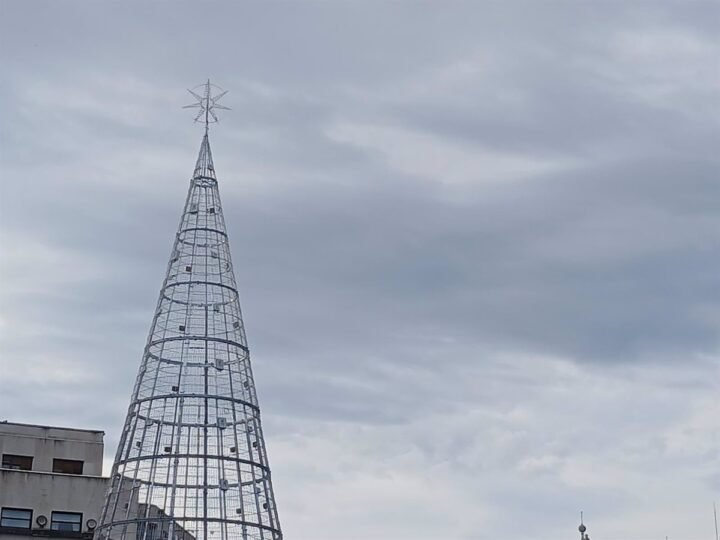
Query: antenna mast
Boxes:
[{"xmin": 578, "ymin": 512, "xmax": 590, "ymax": 540}]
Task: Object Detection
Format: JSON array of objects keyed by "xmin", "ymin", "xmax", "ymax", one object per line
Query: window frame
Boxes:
[
  {"xmin": 0, "ymin": 507, "xmax": 33, "ymax": 529},
  {"xmin": 52, "ymin": 458, "xmax": 84, "ymax": 475},
  {"xmin": 1, "ymin": 453, "xmax": 34, "ymax": 471},
  {"xmin": 139, "ymin": 522, "xmax": 159, "ymax": 540},
  {"xmin": 50, "ymin": 511, "xmax": 83, "ymax": 533}
]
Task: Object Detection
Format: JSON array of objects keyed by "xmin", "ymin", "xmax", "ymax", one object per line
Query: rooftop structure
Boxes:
[
  {"xmin": 578, "ymin": 513, "xmax": 590, "ymax": 540},
  {"xmin": 95, "ymin": 82, "xmax": 282, "ymax": 540}
]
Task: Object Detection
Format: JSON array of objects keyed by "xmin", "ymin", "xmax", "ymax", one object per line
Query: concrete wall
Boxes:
[
  {"xmin": 0, "ymin": 422, "xmax": 104, "ymax": 476},
  {"xmin": 0, "ymin": 470, "xmax": 108, "ymax": 537}
]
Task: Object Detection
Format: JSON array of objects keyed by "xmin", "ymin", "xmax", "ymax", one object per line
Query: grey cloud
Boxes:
[{"xmin": 1, "ymin": 2, "xmax": 719, "ymax": 539}]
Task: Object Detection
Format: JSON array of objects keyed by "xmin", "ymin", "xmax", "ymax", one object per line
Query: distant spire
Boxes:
[
  {"xmin": 579, "ymin": 512, "xmax": 590, "ymax": 540},
  {"xmin": 183, "ymin": 79, "xmax": 231, "ymax": 134}
]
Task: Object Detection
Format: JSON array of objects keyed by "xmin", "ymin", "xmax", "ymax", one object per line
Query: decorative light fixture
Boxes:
[
  {"xmin": 86, "ymin": 519, "xmax": 97, "ymax": 531},
  {"xmin": 94, "ymin": 81, "xmax": 282, "ymax": 540},
  {"xmin": 36, "ymin": 515, "xmax": 48, "ymax": 528}
]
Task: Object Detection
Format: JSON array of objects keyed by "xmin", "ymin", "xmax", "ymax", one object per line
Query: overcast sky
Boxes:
[{"xmin": 1, "ymin": 2, "xmax": 719, "ymax": 539}]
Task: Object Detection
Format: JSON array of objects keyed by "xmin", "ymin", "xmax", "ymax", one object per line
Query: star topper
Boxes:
[{"xmin": 183, "ymin": 79, "xmax": 230, "ymax": 132}]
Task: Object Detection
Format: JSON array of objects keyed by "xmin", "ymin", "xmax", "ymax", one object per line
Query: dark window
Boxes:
[
  {"xmin": 1, "ymin": 454, "xmax": 33, "ymax": 471},
  {"xmin": 138, "ymin": 522, "xmax": 159, "ymax": 540},
  {"xmin": 51, "ymin": 512, "xmax": 82, "ymax": 532},
  {"xmin": 1, "ymin": 508, "xmax": 32, "ymax": 528},
  {"xmin": 52, "ymin": 459, "xmax": 84, "ymax": 475}
]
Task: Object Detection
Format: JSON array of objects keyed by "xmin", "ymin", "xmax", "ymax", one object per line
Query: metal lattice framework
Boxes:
[{"xmin": 96, "ymin": 84, "xmax": 282, "ymax": 540}]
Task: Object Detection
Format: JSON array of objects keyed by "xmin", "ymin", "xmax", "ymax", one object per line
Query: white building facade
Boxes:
[{"xmin": 0, "ymin": 422, "xmax": 108, "ymax": 540}]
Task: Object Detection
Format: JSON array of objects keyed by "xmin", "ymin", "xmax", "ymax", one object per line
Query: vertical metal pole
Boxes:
[{"xmin": 203, "ymin": 303, "xmax": 209, "ymax": 540}]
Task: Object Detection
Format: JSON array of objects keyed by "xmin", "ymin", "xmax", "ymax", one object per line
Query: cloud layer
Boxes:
[{"xmin": 1, "ymin": 2, "xmax": 719, "ymax": 539}]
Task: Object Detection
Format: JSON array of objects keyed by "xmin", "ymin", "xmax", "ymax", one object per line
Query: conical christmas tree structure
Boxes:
[{"xmin": 96, "ymin": 83, "xmax": 282, "ymax": 540}]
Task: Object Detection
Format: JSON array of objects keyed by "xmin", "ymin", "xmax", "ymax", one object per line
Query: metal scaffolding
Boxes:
[{"xmin": 96, "ymin": 82, "xmax": 282, "ymax": 540}]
